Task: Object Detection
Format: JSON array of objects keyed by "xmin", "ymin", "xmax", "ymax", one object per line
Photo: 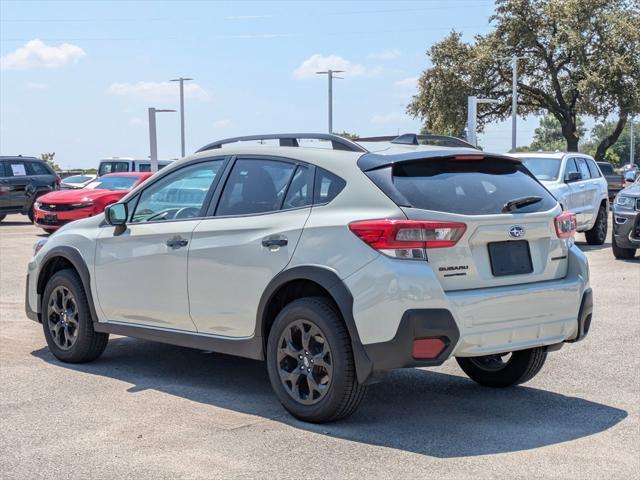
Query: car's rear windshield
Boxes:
[
  {"xmin": 376, "ymin": 158, "xmax": 557, "ymax": 215},
  {"xmin": 519, "ymin": 157, "xmax": 561, "ymax": 181},
  {"xmin": 64, "ymin": 175, "xmax": 93, "ymax": 184},
  {"xmin": 86, "ymin": 176, "xmax": 140, "ymax": 191},
  {"xmin": 597, "ymin": 163, "xmax": 614, "ymax": 175}
]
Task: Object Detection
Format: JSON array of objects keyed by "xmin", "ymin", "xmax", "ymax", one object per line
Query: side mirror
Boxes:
[
  {"xmin": 565, "ymin": 171, "xmax": 582, "ymax": 183},
  {"xmin": 105, "ymin": 203, "xmax": 128, "ymax": 226}
]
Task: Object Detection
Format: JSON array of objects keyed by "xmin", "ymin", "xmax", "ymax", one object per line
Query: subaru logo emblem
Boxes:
[{"xmin": 509, "ymin": 225, "xmax": 525, "ymax": 238}]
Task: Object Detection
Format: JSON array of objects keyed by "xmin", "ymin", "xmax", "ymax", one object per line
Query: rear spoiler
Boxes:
[
  {"xmin": 357, "ymin": 149, "xmax": 522, "ymax": 172},
  {"xmin": 357, "ymin": 133, "xmax": 478, "ymax": 150}
]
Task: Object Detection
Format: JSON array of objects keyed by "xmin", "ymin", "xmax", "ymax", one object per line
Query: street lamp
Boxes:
[
  {"xmin": 148, "ymin": 108, "xmax": 176, "ymax": 172},
  {"xmin": 467, "ymin": 96, "xmax": 500, "ymax": 148},
  {"xmin": 170, "ymin": 77, "xmax": 193, "ymax": 157},
  {"xmin": 316, "ymin": 70, "xmax": 344, "ymax": 134}
]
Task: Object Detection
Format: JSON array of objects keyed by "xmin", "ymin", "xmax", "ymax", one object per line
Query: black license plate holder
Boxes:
[
  {"xmin": 488, "ymin": 240, "xmax": 533, "ymax": 277},
  {"xmin": 44, "ymin": 214, "xmax": 58, "ymax": 223}
]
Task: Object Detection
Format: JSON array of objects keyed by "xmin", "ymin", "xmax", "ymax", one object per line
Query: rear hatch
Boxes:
[{"xmin": 362, "ymin": 153, "xmax": 570, "ymax": 291}]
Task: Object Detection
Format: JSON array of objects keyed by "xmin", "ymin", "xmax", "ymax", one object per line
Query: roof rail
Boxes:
[
  {"xmin": 196, "ymin": 133, "xmax": 367, "ymax": 154},
  {"xmin": 357, "ymin": 133, "xmax": 478, "ymax": 150}
]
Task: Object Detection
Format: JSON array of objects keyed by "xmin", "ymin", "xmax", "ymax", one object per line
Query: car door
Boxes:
[
  {"xmin": 0, "ymin": 161, "xmax": 9, "ymax": 211},
  {"xmin": 188, "ymin": 157, "xmax": 313, "ymax": 337},
  {"xmin": 94, "ymin": 158, "xmax": 227, "ymax": 331},
  {"xmin": 574, "ymin": 157, "xmax": 597, "ymax": 225},
  {"xmin": 2, "ymin": 160, "xmax": 32, "ymax": 211},
  {"xmin": 560, "ymin": 157, "xmax": 586, "ymax": 223}
]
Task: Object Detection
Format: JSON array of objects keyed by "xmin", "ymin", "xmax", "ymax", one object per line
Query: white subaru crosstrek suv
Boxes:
[
  {"xmin": 26, "ymin": 133, "xmax": 592, "ymax": 423},
  {"xmin": 510, "ymin": 152, "xmax": 609, "ymax": 245}
]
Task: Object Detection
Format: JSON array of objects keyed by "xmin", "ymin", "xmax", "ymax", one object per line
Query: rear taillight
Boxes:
[
  {"xmin": 348, "ymin": 219, "xmax": 466, "ymax": 259},
  {"xmin": 55, "ymin": 175, "xmax": 61, "ymax": 187},
  {"xmin": 555, "ymin": 211, "xmax": 577, "ymax": 239}
]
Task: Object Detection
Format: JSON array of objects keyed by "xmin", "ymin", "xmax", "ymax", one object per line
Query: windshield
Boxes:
[
  {"xmin": 85, "ymin": 176, "xmax": 140, "ymax": 191},
  {"xmin": 520, "ymin": 157, "xmax": 561, "ymax": 181},
  {"xmin": 63, "ymin": 175, "xmax": 93, "ymax": 184}
]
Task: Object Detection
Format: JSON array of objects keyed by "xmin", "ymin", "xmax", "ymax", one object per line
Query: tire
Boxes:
[
  {"xmin": 584, "ymin": 205, "xmax": 607, "ymax": 245},
  {"xmin": 612, "ymin": 234, "xmax": 636, "ymax": 259},
  {"xmin": 27, "ymin": 208, "xmax": 35, "ymax": 223},
  {"xmin": 266, "ymin": 297, "xmax": 367, "ymax": 423},
  {"xmin": 41, "ymin": 269, "xmax": 109, "ymax": 363},
  {"xmin": 456, "ymin": 347, "xmax": 547, "ymax": 388},
  {"xmin": 0, "ymin": 214, "xmax": 5, "ymax": 222}
]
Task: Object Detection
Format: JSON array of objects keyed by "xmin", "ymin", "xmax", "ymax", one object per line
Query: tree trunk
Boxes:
[
  {"xmin": 594, "ymin": 115, "xmax": 628, "ymax": 161},
  {"xmin": 558, "ymin": 113, "xmax": 580, "ymax": 152}
]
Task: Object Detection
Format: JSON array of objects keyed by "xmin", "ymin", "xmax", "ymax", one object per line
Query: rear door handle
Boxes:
[
  {"xmin": 166, "ymin": 236, "xmax": 189, "ymax": 249},
  {"xmin": 262, "ymin": 235, "xmax": 288, "ymax": 248}
]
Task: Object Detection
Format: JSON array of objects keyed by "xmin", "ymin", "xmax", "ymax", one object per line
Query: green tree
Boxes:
[
  {"xmin": 408, "ymin": 0, "xmax": 640, "ymax": 156},
  {"xmin": 526, "ymin": 115, "xmax": 586, "ymax": 151},
  {"xmin": 336, "ymin": 131, "xmax": 360, "ymax": 140},
  {"xmin": 40, "ymin": 152, "xmax": 61, "ymax": 172},
  {"xmin": 582, "ymin": 119, "xmax": 639, "ymax": 167}
]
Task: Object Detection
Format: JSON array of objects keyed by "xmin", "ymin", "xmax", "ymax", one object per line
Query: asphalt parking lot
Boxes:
[{"xmin": 1, "ymin": 214, "xmax": 638, "ymax": 480}]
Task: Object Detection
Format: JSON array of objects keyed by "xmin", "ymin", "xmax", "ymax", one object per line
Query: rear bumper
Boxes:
[{"xmin": 345, "ymin": 244, "xmax": 590, "ymax": 378}]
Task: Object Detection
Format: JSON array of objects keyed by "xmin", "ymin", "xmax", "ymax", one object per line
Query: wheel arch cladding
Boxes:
[
  {"xmin": 37, "ymin": 247, "xmax": 98, "ymax": 323},
  {"xmin": 257, "ymin": 265, "xmax": 375, "ymax": 385}
]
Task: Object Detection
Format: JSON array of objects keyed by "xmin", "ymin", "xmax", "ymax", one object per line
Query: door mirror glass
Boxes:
[
  {"xmin": 105, "ymin": 203, "xmax": 128, "ymax": 226},
  {"xmin": 565, "ymin": 171, "xmax": 582, "ymax": 183}
]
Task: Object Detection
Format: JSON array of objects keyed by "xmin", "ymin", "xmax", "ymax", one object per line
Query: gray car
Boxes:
[{"xmin": 612, "ymin": 176, "xmax": 640, "ymax": 259}]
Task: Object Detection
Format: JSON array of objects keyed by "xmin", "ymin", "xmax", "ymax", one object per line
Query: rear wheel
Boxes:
[
  {"xmin": 266, "ymin": 297, "xmax": 366, "ymax": 423},
  {"xmin": 584, "ymin": 205, "xmax": 607, "ymax": 245},
  {"xmin": 42, "ymin": 269, "xmax": 109, "ymax": 363},
  {"xmin": 456, "ymin": 347, "xmax": 547, "ymax": 388},
  {"xmin": 612, "ymin": 234, "xmax": 636, "ymax": 259}
]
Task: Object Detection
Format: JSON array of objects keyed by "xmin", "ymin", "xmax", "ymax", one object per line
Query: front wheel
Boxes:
[
  {"xmin": 266, "ymin": 297, "xmax": 366, "ymax": 423},
  {"xmin": 612, "ymin": 234, "xmax": 636, "ymax": 259},
  {"xmin": 42, "ymin": 269, "xmax": 109, "ymax": 363},
  {"xmin": 456, "ymin": 347, "xmax": 547, "ymax": 388},
  {"xmin": 584, "ymin": 205, "xmax": 607, "ymax": 245}
]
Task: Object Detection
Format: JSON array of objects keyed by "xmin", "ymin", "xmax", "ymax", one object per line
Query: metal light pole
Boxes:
[
  {"xmin": 148, "ymin": 108, "xmax": 176, "ymax": 172},
  {"xmin": 467, "ymin": 96, "xmax": 500, "ymax": 148},
  {"xmin": 170, "ymin": 77, "xmax": 192, "ymax": 157},
  {"xmin": 498, "ymin": 55, "xmax": 525, "ymax": 151},
  {"xmin": 316, "ymin": 70, "xmax": 344, "ymax": 133}
]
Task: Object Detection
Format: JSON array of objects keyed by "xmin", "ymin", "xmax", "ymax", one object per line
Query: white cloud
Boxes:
[
  {"xmin": 108, "ymin": 81, "xmax": 210, "ymax": 102},
  {"xmin": 212, "ymin": 119, "xmax": 232, "ymax": 129},
  {"xmin": 1, "ymin": 39, "xmax": 85, "ymax": 70},
  {"xmin": 369, "ymin": 49, "xmax": 402, "ymax": 60},
  {"xmin": 394, "ymin": 76, "xmax": 419, "ymax": 89},
  {"xmin": 25, "ymin": 82, "xmax": 49, "ymax": 91},
  {"xmin": 293, "ymin": 54, "xmax": 382, "ymax": 79},
  {"xmin": 371, "ymin": 112, "xmax": 408, "ymax": 124}
]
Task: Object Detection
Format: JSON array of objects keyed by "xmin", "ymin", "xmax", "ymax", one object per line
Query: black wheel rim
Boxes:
[
  {"xmin": 277, "ymin": 320, "xmax": 333, "ymax": 405},
  {"xmin": 47, "ymin": 286, "xmax": 79, "ymax": 350},
  {"xmin": 597, "ymin": 208, "xmax": 607, "ymax": 241},
  {"xmin": 469, "ymin": 352, "xmax": 512, "ymax": 372}
]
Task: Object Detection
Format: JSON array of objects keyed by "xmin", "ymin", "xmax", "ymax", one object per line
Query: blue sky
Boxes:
[{"xmin": 1, "ymin": 0, "xmax": 543, "ymax": 169}]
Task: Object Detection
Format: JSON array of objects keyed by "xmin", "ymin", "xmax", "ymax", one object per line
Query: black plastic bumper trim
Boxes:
[
  {"xmin": 566, "ymin": 288, "xmax": 593, "ymax": 343},
  {"xmin": 25, "ymin": 274, "xmax": 40, "ymax": 322},
  {"xmin": 362, "ymin": 308, "xmax": 460, "ymax": 375}
]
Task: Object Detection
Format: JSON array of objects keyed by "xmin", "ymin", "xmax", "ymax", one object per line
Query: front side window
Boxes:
[
  {"xmin": 575, "ymin": 158, "xmax": 591, "ymax": 179},
  {"xmin": 216, "ymin": 159, "xmax": 296, "ymax": 216},
  {"xmin": 131, "ymin": 160, "xmax": 224, "ymax": 223},
  {"xmin": 564, "ymin": 158, "xmax": 580, "ymax": 181},
  {"xmin": 0, "ymin": 162, "xmax": 6, "ymax": 178}
]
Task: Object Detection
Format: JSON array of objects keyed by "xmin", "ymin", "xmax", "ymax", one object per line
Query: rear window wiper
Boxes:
[{"xmin": 502, "ymin": 196, "xmax": 543, "ymax": 213}]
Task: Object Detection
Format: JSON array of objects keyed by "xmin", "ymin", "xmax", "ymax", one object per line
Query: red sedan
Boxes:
[{"xmin": 33, "ymin": 172, "xmax": 152, "ymax": 233}]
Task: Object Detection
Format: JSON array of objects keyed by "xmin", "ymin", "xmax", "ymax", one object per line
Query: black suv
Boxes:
[{"xmin": 0, "ymin": 156, "xmax": 59, "ymax": 223}]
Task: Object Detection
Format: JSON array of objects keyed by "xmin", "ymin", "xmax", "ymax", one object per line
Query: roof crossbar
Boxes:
[{"xmin": 196, "ymin": 133, "xmax": 367, "ymax": 153}]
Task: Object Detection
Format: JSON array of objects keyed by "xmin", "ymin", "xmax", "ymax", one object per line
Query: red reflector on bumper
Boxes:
[{"xmin": 412, "ymin": 338, "xmax": 446, "ymax": 359}]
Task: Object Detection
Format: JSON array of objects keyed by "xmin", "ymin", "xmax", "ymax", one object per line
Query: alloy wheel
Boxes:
[
  {"xmin": 469, "ymin": 352, "xmax": 513, "ymax": 372},
  {"xmin": 277, "ymin": 320, "xmax": 333, "ymax": 405},
  {"xmin": 47, "ymin": 286, "xmax": 79, "ymax": 350}
]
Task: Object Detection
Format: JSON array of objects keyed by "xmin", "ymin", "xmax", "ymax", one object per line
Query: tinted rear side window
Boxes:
[
  {"xmin": 383, "ymin": 159, "xmax": 557, "ymax": 215},
  {"xmin": 314, "ymin": 168, "xmax": 345, "ymax": 204},
  {"xmin": 27, "ymin": 161, "xmax": 51, "ymax": 175},
  {"xmin": 0, "ymin": 162, "xmax": 6, "ymax": 177}
]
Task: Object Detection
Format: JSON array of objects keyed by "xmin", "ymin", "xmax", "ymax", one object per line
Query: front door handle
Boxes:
[
  {"xmin": 262, "ymin": 236, "xmax": 288, "ymax": 248},
  {"xmin": 166, "ymin": 236, "xmax": 189, "ymax": 249}
]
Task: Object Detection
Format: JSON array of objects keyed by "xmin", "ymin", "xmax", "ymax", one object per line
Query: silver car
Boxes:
[{"xmin": 511, "ymin": 152, "xmax": 609, "ymax": 245}]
